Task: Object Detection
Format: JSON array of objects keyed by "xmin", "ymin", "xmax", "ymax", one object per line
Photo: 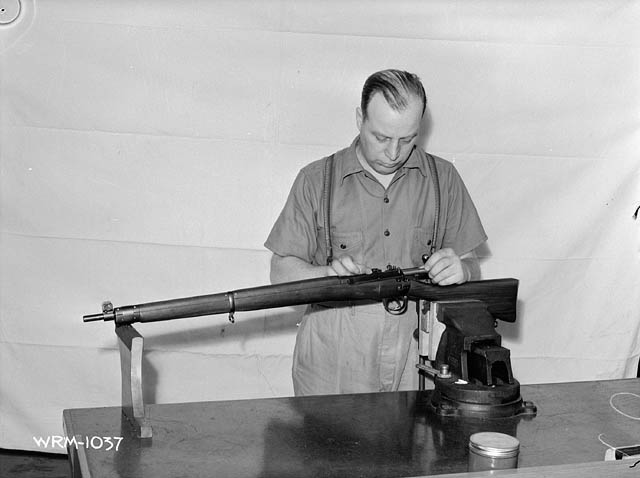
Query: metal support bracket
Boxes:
[{"xmin": 115, "ymin": 324, "xmax": 152, "ymax": 439}]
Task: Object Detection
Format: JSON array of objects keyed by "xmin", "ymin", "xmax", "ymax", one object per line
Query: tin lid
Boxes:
[{"xmin": 469, "ymin": 432, "xmax": 520, "ymax": 458}]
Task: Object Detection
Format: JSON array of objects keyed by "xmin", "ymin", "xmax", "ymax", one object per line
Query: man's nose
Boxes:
[{"xmin": 385, "ymin": 140, "xmax": 401, "ymax": 161}]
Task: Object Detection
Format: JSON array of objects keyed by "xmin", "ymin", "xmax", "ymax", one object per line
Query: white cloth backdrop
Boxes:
[{"xmin": 1, "ymin": 0, "xmax": 639, "ymax": 452}]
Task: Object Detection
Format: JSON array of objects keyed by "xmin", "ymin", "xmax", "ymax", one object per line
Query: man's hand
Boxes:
[
  {"xmin": 327, "ymin": 255, "xmax": 371, "ymax": 276},
  {"xmin": 423, "ymin": 248, "xmax": 478, "ymax": 285}
]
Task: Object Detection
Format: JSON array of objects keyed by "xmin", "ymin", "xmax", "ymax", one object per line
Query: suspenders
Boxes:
[
  {"xmin": 322, "ymin": 154, "xmax": 336, "ymax": 266},
  {"xmin": 424, "ymin": 153, "xmax": 440, "ymax": 257},
  {"xmin": 322, "ymin": 151, "xmax": 441, "ymax": 265}
]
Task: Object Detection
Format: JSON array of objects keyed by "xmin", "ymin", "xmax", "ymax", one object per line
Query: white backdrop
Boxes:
[{"xmin": 1, "ymin": 0, "xmax": 639, "ymax": 452}]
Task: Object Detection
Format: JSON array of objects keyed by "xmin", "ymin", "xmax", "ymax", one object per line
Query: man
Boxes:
[{"xmin": 265, "ymin": 69, "xmax": 487, "ymax": 396}]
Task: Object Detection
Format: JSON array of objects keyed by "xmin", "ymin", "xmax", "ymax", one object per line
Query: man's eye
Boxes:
[{"xmin": 375, "ymin": 136, "xmax": 388, "ymax": 142}]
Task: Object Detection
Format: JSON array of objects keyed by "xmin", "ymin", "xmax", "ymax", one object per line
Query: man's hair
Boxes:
[{"xmin": 360, "ymin": 69, "xmax": 427, "ymax": 120}]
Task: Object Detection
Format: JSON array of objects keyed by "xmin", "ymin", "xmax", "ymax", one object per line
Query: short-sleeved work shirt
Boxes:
[{"xmin": 265, "ymin": 137, "xmax": 487, "ymax": 395}]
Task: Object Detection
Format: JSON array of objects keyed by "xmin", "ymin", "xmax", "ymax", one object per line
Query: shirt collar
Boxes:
[
  {"xmin": 339, "ymin": 137, "xmax": 365, "ymax": 181},
  {"xmin": 338, "ymin": 136, "xmax": 429, "ymax": 182}
]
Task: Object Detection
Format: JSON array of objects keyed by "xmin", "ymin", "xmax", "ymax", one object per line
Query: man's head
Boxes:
[
  {"xmin": 356, "ymin": 69, "xmax": 427, "ymax": 176},
  {"xmin": 360, "ymin": 69, "xmax": 427, "ymax": 121}
]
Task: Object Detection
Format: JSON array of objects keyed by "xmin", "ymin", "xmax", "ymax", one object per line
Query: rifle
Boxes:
[{"xmin": 83, "ymin": 266, "xmax": 518, "ymax": 326}]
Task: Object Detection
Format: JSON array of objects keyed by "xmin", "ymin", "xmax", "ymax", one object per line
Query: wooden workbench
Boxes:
[{"xmin": 63, "ymin": 378, "xmax": 640, "ymax": 477}]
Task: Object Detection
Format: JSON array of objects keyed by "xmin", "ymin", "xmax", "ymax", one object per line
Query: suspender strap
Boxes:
[
  {"xmin": 323, "ymin": 154, "xmax": 335, "ymax": 265},
  {"xmin": 425, "ymin": 153, "xmax": 440, "ymax": 255}
]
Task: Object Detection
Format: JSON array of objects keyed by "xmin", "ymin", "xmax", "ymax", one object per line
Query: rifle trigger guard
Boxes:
[
  {"xmin": 383, "ymin": 297, "xmax": 408, "ymax": 315},
  {"xmin": 227, "ymin": 292, "xmax": 236, "ymax": 323}
]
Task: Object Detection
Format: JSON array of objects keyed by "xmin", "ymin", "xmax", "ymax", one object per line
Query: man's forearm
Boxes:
[
  {"xmin": 271, "ymin": 251, "xmax": 480, "ymax": 284},
  {"xmin": 270, "ymin": 254, "xmax": 330, "ymax": 284}
]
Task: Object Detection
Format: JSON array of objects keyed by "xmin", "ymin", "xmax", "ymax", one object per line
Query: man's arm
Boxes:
[
  {"xmin": 271, "ymin": 250, "xmax": 478, "ymax": 286},
  {"xmin": 270, "ymin": 254, "xmax": 371, "ymax": 284}
]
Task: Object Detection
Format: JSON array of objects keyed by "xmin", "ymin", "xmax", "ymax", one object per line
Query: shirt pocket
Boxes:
[
  {"xmin": 315, "ymin": 229, "xmax": 364, "ymax": 266},
  {"xmin": 411, "ymin": 227, "xmax": 434, "ymax": 266}
]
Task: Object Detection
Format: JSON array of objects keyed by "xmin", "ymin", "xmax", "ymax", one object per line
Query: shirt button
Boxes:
[
  {"xmin": 383, "ymin": 197, "xmax": 389, "ymax": 203},
  {"xmin": 384, "ymin": 229, "xmax": 390, "ymax": 236}
]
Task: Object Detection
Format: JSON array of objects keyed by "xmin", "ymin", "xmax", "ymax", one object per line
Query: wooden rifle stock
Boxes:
[{"xmin": 83, "ymin": 268, "xmax": 518, "ymax": 326}]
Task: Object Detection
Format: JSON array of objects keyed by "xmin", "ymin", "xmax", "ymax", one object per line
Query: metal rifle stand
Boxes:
[
  {"xmin": 115, "ymin": 322, "xmax": 152, "ymax": 439},
  {"xmin": 416, "ymin": 300, "xmax": 446, "ymax": 390}
]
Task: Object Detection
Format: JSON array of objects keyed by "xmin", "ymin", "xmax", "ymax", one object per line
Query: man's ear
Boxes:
[{"xmin": 356, "ymin": 106, "xmax": 363, "ymax": 131}]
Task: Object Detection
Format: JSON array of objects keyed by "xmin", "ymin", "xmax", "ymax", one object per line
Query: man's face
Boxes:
[{"xmin": 356, "ymin": 92, "xmax": 423, "ymax": 176}]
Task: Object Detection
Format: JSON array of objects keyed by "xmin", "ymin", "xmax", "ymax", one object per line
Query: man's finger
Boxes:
[
  {"xmin": 342, "ymin": 256, "xmax": 371, "ymax": 274},
  {"xmin": 423, "ymin": 248, "xmax": 454, "ymax": 270},
  {"xmin": 329, "ymin": 258, "xmax": 349, "ymax": 276}
]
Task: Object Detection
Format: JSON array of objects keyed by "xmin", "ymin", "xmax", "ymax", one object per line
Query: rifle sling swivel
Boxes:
[{"xmin": 227, "ymin": 292, "xmax": 236, "ymax": 323}]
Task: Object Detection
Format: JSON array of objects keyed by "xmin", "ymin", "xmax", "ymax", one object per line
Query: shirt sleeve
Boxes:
[
  {"xmin": 264, "ymin": 169, "xmax": 319, "ymax": 263},
  {"xmin": 439, "ymin": 164, "xmax": 488, "ymax": 255}
]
